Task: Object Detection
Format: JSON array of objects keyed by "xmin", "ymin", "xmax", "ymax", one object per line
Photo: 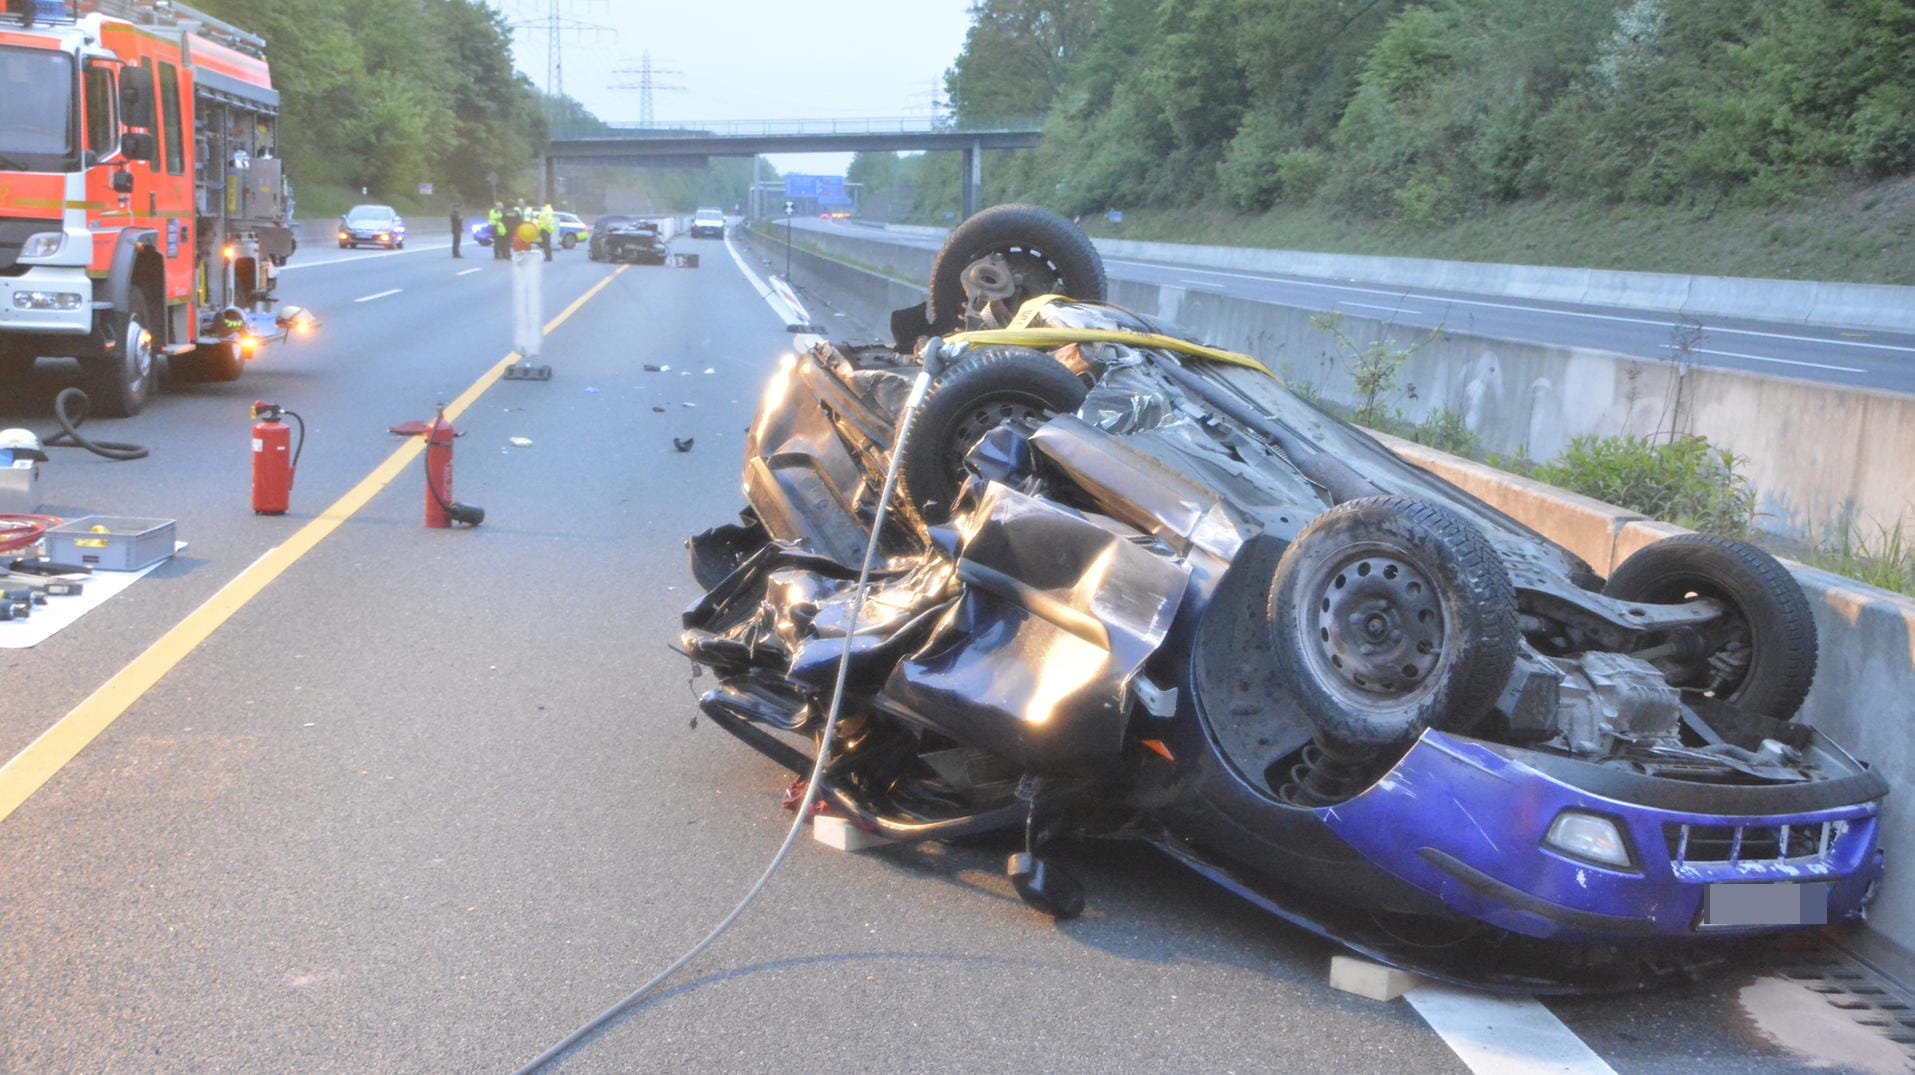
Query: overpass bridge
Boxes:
[{"xmin": 542, "ymin": 117, "xmax": 1044, "ymax": 219}]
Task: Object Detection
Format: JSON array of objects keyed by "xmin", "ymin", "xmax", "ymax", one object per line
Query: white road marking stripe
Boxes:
[
  {"xmin": 354, "ymin": 288, "xmax": 402, "ymax": 303},
  {"xmin": 276, "ymin": 242, "xmax": 451, "ymax": 271},
  {"xmin": 722, "ymin": 231, "xmax": 819, "ymax": 345},
  {"xmin": 1656, "ymin": 343, "xmax": 1865, "ymax": 373},
  {"xmin": 1110, "ymin": 260, "xmax": 1915, "ymax": 354},
  {"xmin": 1406, "ymin": 985, "xmax": 1617, "ymax": 1074},
  {"xmin": 457, "ymin": 267, "xmax": 482, "ymax": 277},
  {"xmin": 1339, "ymin": 300, "xmax": 1425, "ymax": 316}
]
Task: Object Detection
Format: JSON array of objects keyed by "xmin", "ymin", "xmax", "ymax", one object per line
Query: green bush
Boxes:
[
  {"xmin": 1274, "ymin": 148, "xmax": 1332, "ymax": 201},
  {"xmin": 1412, "ymin": 408, "xmax": 1482, "ymax": 457},
  {"xmin": 1533, "ymin": 434, "xmax": 1758, "ymax": 538}
]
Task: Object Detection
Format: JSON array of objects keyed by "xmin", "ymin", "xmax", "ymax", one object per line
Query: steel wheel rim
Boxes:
[
  {"xmin": 942, "ymin": 393, "xmax": 1046, "ymax": 483},
  {"xmin": 124, "ymin": 312, "xmax": 154, "ymax": 388},
  {"xmin": 1299, "ymin": 548, "xmax": 1448, "ymax": 707}
]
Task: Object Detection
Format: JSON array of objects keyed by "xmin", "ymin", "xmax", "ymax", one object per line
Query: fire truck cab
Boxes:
[{"xmin": 0, "ymin": 0, "xmax": 301, "ymax": 417}]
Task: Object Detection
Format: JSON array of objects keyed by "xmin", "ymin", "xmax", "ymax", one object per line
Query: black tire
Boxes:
[
  {"xmin": 199, "ymin": 341, "xmax": 244, "ymax": 383},
  {"xmin": 1603, "ymin": 534, "xmax": 1817, "ymax": 719},
  {"xmin": 895, "ymin": 346, "xmax": 1088, "ymax": 522},
  {"xmin": 926, "ymin": 204, "xmax": 1106, "ymax": 334},
  {"xmin": 0, "ymin": 345, "xmax": 32, "ymax": 384},
  {"xmin": 561, "ymin": 234, "xmax": 577, "ymax": 250},
  {"xmin": 1269, "ymin": 496, "xmax": 1518, "ymax": 752},
  {"xmin": 90, "ymin": 285, "xmax": 159, "ymax": 417}
]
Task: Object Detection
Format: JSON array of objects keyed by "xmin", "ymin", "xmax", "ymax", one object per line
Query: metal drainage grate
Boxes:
[{"xmin": 1771, "ymin": 949, "xmax": 1915, "ymax": 1057}]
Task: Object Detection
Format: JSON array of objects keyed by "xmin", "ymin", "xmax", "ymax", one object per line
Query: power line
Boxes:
[
  {"xmin": 611, "ymin": 51, "xmax": 685, "ymax": 125},
  {"xmin": 504, "ymin": 0, "xmax": 613, "ymax": 101}
]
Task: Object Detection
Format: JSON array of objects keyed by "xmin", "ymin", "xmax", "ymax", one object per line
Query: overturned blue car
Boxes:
[{"xmin": 680, "ymin": 206, "xmax": 1885, "ymax": 992}]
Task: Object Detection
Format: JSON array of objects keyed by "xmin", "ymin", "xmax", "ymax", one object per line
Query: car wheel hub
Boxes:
[
  {"xmin": 945, "ymin": 396, "xmax": 1045, "ymax": 480},
  {"xmin": 1308, "ymin": 554, "xmax": 1444, "ymax": 700}
]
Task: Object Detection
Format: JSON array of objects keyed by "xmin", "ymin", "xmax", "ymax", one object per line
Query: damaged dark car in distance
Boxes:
[
  {"xmin": 588, "ymin": 215, "xmax": 668, "ymax": 264},
  {"xmin": 679, "ymin": 205, "xmax": 1887, "ymax": 992}
]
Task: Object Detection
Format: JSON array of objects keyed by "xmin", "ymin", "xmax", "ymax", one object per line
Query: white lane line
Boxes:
[
  {"xmin": 1339, "ymin": 301, "xmax": 1425, "ymax": 316},
  {"xmin": 276, "ymin": 241, "xmax": 452, "ymax": 271},
  {"xmin": 354, "ymin": 288, "xmax": 402, "ymax": 303},
  {"xmin": 1110, "ymin": 259, "xmax": 1915, "ymax": 354},
  {"xmin": 1406, "ymin": 985, "xmax": 1617, "ymax": 1074},
  {"xmin": 722, "ymin": 231, "xmax": 819, "ymax": 345},
  {"xmin": 456, "ymin": 267, "xmax": 482, "ymax": 277},
  {"xmin": 1657, "ymin": 343, "xmax": 1865, "ymax": 373}
]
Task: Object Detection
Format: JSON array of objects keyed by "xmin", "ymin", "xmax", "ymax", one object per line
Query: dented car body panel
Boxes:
[{"xmin": 681, "ymin": 222, "xmax": 1886, "ymax": 990}]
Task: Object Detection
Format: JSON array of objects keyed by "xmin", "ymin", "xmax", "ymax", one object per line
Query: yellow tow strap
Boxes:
[{"xmin": 944, "ymin": 294, "xmax": 1280, "ymax": 380}]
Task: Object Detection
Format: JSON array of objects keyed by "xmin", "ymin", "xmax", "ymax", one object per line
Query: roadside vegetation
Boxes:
[{"xmin": 850, "ymin": 0, "xmax": 1915, "ymax": 284}]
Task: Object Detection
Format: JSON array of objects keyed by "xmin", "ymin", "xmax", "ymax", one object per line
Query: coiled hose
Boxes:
[{"xmin": 43, "ymin": 388, "xmax": 149, "ymax": 461}]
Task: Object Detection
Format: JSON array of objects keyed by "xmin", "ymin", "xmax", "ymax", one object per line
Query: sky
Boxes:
[{"xmin": 497, "ymin": 0, "xmax": 978, "ymax": 175}]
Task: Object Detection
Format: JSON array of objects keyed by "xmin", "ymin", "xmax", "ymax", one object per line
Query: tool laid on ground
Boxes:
[
  {"xmin": 251, "ymin": 401, "xmax": 306, "ymax": 515},
  {"xmin": 7, "ymin": 557, "xmax": 90, "ymax": 577}
]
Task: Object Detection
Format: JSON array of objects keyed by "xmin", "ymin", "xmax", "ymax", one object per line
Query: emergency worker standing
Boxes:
[
  {"xmin": 502, "ymin": 200, "xmax": 525, "ymax": 258},
  {"xmin": 537, "ymin": 202, "xmax": 556, "ymax": 261},
  {"xmin": 488, "ymin": 202, "xmax": 506, "ymax": 260},
  {"xmin": 449, "ymin": 203, "xmax": 464, "ymax": 258}
]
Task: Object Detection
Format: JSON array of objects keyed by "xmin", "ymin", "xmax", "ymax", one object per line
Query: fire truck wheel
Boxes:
[
  {"xmin": 198, "ymin": 341, "xmax": 244, "ymax": 382},
  {"xmin": 0, "ymin": 346, "xmax": 32, "ymax": 384},
  {"xmin": 90, "ymin": 286, "xmax": 159, "ymax": 417}
]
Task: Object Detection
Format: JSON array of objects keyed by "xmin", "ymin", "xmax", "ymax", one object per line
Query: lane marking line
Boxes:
[
  {"xmin": 1338, "ymin": 300, "xmax": 1426, "ymax": 316},
  {"xmin": 457, "ymin": 267, "xmax": 483, "ymax": 277},
  {"xmin": 1406, "ymin": 985, "xmax": 1617, "ymax": 1074},
  {"xmin": 1657, "ymin": 343, "xmax": 1866, "ymax": 373},
  {"xmin": 0, "ymin": 266, "xmax": 628, "ymax": 826},
  {"xmin": 722, "ymin": 231, "xmax": 820, "ymax": 344},
  {"xmin": 355, "ymin": 288, "xmax": 403, "ymax": 303},
  {"xmin": 277, "ymin": 242, "xmax": 452, "ymax": 271}
]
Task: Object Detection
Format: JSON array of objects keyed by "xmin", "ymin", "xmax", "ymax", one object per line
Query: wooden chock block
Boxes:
[
  {"xmin": 1329, "ymin": 954, "xmax": 1424, "ymax": 1002},
  {"xmin": 812, "ymin": 814, "xmax": 890, "ymax": 852}
]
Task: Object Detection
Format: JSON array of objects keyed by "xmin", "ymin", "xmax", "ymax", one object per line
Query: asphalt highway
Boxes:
[
  {"xmin": 801, "ymin": 219, "xmax": 1915, "ymax": 396},
  {"xmin": 0, "ymin": 235, "xmax": 1907, "ymax": 1073}
]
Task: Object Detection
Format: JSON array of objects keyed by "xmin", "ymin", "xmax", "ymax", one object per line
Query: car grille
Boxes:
[{"xmin": 1664, "ymin": 821, "xmax": 1835, "ymax": 865}]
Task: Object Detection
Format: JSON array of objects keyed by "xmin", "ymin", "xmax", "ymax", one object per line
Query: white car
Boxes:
[{"xmin": 690, "ymin": 208, "xmax": 725, "ymax": 238}]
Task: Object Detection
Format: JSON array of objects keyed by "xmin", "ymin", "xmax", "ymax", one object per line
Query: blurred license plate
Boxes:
[{"xmin": 1704, "ymin": 882, "xmax": 1831, "ymax": 927}]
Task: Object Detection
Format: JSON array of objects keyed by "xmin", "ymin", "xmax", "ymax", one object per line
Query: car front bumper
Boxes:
[{"xmin": 1322, "ymin": 730, "xmax": 1887, "ymax": 942}]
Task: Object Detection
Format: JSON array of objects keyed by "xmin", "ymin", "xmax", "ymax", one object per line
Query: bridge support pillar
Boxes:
[{"xmin": 961, "ymin": 140, "xmax": 983, "ymax": 221}]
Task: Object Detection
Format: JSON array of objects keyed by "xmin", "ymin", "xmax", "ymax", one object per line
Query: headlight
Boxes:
[
  {"xmin": 11, "ymin": 290, "xmax": 84, "ymax": 311},
  {"xmin": 21, "ymin": 232, "xmax": 65, "ymax": 259},
  {"xmin": 1544, "ymin": 810, "xmax": 1636, "ymax": 869}
]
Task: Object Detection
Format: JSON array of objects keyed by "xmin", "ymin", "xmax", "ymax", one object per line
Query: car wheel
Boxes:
[
  {"xmin": 926, "ymin": 204, "xmax": 1107, "ymax": 335},
  {"xmin": 1269, "ymin": 496, "xmax": 1518, "ymax": 753},
  {"xmin": 1603, "ymin": 534, "xmax": 1817, "ymax": 719},
  {"xmin": 561, "ymin": 234, "xmax": 577, "ymax": 250},
  {"xmin": 89, "ymin": 284, "xmax": 160, "ymax": 417},
  {"xmin": 339, "ymin": 241, "xmax": 349, "ymax": 249},
  {"xmin": 895, "ymin": 345, "xmax": 1088, "ymax": 523}
]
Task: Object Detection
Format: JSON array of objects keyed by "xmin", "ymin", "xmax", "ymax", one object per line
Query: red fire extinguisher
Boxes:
[
  {"xmin": 423, "ymin": 405, "xmax": 484, "ymax": 528},
  {"xmin": 251, "ymin": 401, "xmax": 304, "ymax": 515}
]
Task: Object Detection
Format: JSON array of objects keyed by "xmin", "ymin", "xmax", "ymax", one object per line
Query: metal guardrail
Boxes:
[{"xmin": 550, "ymin": 116, "xmax": 1044, "ymax": 141}]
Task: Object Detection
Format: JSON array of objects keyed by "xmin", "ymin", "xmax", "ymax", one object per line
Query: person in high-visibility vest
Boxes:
[
  {"xmin": 537, "ymin": 203, "xmax": 556, "ymax": 262},
  {"xmin": 487, "ymin": 203, "xmax": 506, "ymax": 260}
]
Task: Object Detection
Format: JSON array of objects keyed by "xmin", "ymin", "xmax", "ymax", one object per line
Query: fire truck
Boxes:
[{"xmin": 0, "ymin": 0, "xmax": 302, "ymax": 417}]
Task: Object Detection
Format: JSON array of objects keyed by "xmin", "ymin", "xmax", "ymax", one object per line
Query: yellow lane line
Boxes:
[{"xmin": 0, "ymin": 266, "xmax": 629, "ymax": 824}]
